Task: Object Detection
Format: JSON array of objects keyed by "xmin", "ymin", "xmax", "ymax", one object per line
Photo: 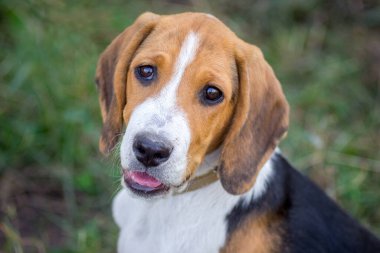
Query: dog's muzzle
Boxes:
[{"xmin": 123, "ymin": 132, "xmax": 173, "ymax": 196}]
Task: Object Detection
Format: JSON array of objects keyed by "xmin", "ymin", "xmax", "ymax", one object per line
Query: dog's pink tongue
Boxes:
[{"xmin": 130, "ymin": 171, "xmax": 162, "ymax": 188}]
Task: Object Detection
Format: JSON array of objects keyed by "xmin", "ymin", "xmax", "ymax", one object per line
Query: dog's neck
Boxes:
[
  {"xmin": 172, "ymin": 148, "xmax": 221, "ymax": 195},
  {"xmin": 176, "ymin": 148, "xmax": 278, "ymax": 201}
]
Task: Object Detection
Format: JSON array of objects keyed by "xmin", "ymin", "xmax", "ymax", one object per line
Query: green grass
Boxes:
[{"xmin": 1, "ymin": 0, "xmax": 379, "ymax": 252}]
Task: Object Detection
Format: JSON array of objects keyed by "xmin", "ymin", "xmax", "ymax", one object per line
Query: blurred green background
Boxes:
[{"xmin": 0, "ymin": 0, "xmax": 379, "ymax": 252}]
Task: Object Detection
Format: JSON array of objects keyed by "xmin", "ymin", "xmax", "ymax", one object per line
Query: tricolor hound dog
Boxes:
[{"xmin": 95, "ymin": 12, "xmax": 380, "ymax": 253}]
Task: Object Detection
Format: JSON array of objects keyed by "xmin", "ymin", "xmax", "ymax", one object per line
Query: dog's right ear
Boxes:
[
  {"xmin": 218, "ymin": 43, "xmax": 289, "ymax": 195},
  {"xmin": 95, "ymin": 12, "xmax": 159, "ymax": 155}
]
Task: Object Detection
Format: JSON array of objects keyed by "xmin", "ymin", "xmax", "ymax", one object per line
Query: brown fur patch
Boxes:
[{"xmin": 221, "ymin": 212, "xmax": 284, "ymax": 253}]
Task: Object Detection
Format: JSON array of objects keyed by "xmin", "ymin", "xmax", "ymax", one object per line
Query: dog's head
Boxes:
[{"xmin": 96, "ymin": 12, "xmax": 289, "ymax": 197}]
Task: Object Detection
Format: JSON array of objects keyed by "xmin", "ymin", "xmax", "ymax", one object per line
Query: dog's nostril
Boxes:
[
  {"xmin": 133, "ymin": 133, "xmax": 173, "ymax": 167},
  {"xmin": 154, "ymin": 149, "xmax": 171, "ymax": 160},
  {"xmin": 154, "ymin": 153, "xmax": 162, "ymax": 159},
  {"xmin": 136, "ymin": 144, "xmax": 146, "ymax": 155}
]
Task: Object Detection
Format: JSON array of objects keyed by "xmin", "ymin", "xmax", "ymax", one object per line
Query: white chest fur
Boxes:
[
  {"xmin": 112, "ymin": 154, "xmax": 275, "ymax": 253},
  {"xmin": 113, "ymin": 181, "xmax": 240, "ymax": 253}
]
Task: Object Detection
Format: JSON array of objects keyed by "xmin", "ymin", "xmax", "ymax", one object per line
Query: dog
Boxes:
[{"xmin": 95, "ymin": 12, "xmax": 380, "ymax": 253}]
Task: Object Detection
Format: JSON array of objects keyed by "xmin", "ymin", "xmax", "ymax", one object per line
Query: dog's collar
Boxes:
[{"xmin": 175, "ymin": 167, "xmax": 219, "ymax": 195}]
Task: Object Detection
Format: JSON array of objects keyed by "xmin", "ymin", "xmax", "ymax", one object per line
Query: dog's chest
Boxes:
[{"xmin": 113, "ymin": 182, "xmax": 240, "ymax": 253}]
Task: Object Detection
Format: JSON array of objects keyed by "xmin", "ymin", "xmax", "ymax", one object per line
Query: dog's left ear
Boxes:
[
  {"xmin": 219, "ymin": 42, "xmax": 289, "ymax": 195},
  {"xmin": 95, "ymin": 12, "xmax": 159, "ymax": 155}
]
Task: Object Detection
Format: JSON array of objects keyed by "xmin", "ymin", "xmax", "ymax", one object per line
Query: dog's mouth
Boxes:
[{"xmin": 123, "ymin": 170, "xmax": 170, "ymax": 196}]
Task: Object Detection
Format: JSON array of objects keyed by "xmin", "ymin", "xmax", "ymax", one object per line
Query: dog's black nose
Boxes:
[{"xmin": 133, "ymin": 133, "xmax": 173, "ymax": 167}]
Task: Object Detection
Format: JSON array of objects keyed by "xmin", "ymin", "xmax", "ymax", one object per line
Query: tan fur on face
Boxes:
[{"xmin": 96, "ymin": 12, "xmax": 289, "ymax": 192}]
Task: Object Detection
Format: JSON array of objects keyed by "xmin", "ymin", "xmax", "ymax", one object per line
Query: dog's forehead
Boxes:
[
  {"xmin": 159, "ymin": 13, "xmax": 234, "ymax": 33},
  {"xmin": 140, "ymin": 13, "xmax": 238, "ymax": 56}
]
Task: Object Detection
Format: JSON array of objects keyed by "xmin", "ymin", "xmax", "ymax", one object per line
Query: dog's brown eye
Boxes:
[
  {"xmin": 135, "ymin": 65, "xmax": 156, "ymax": 84},
  {"xmin": 200, "ymin": 85, "xmax": 224, "ymax": 105}
]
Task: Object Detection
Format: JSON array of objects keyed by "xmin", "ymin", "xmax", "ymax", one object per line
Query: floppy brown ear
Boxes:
[
  {"xmin": 95, "ymin": 12, "xmax": 159, "ymax": 155},
  {"xmin": 219, "ymin": 43, "xmax": 289, "ymax": 195}
]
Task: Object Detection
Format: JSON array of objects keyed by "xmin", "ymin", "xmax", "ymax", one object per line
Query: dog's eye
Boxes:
[
  {"xmin": 200, "ymin": 85, "xmax": 224, "ymax": 105},
  {"xmin": 135, "ymin": 65, "xmax": 156, "ymax": 84}
]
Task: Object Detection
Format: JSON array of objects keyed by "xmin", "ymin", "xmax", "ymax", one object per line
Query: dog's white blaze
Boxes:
[
  {"xmin": 161, "ymin": 31, "xmax": 199, "ymax": 106},
  {"xmin": 120, "ymin": 32, "xmax": 199, "ymax": 185}
]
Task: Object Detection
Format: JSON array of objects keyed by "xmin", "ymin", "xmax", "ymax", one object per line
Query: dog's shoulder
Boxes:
[{"xmin": 224, "ymin": 153, "xmax": 380, "ymax": 253}]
